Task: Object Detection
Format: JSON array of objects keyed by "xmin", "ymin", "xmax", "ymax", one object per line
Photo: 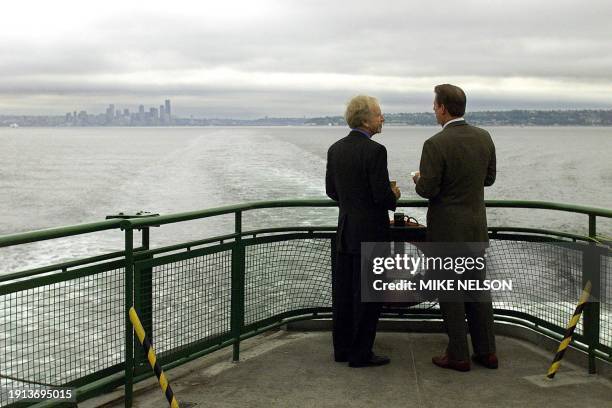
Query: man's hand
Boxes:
[
  {"xmin": 412, "ymin": 171, "xmax": 420, "ymax": 184},
  {"xmin": 392, "ymin": 186, "xmax": 401, "ymax": 199}
]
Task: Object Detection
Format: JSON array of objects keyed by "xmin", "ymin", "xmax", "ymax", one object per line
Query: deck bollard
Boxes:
[
  {"xmin": 129, "ymin": 307, "xmax": 179, "ymax": 408},
  {"xmin": 546, "ymin": 280, "xmax": 592, "ymax": 379}
]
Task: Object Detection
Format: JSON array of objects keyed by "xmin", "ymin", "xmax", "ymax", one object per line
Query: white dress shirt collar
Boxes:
[{"xmin": 443, "ymin": 117, "xmax": 465, "ymax": 129}]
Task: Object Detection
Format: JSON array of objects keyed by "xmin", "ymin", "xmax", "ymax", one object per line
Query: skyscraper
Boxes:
[
  {"xmin": 164, "ymin": 99, "xmax": 171, "ymax": 119},
  {"xmin": 149, "ymin": 107, "xmax": 158, "ymax": 121},
  {"xmin": 106, "ymin": 104, "xmax": 115, "ymax": 123},
  {"xmin": 160, "ymin": 105, "xmax": 165, "ymax": 123}
]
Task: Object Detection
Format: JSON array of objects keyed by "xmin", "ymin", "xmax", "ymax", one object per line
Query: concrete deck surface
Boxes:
[{"xmin": 93, "ymin": 331, "xmax": 612, "ymax": 408}]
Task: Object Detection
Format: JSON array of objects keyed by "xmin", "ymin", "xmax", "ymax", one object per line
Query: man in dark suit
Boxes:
[
  {"xmin": 413, "ymin": 84, "xmax": 498, "ymax": 371},
  {"xmin": 326, "ymin": 95, "xmax": 400, "ymax": 367}
]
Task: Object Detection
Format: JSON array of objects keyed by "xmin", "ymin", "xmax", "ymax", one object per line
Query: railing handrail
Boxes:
[
  {"xmin": 124, "ymin": 199, "xmax": 612, "ymax": 228},
  {"xmin": 125, "ymin": 199, "xmax": 339, "ymax": 228},
  {"xmin": 479, "ymin": 200, "xmax": 612, "ymax": 217},
  {"xmin": 0, "ymin": 219, "xmax": 124, "ymax": 248},
  {"xmin": 0, "ymin": 199, "xmax": 610, "ymax": 248}
]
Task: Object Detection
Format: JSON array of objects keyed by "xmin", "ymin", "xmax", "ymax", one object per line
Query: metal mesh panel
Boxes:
[
  {"xmin": 0, "ymin": 233, "xmax": 609, "ymax": 407},
  {"xmin": 145, "ymin": 250, "xmax": 232, "ymax": 357},
  {"xmin": 0, "ymin": 267, "xmax": 124, "ymax": 407},
  {"xmin": 245, "ymin": 239, "xmax": 332, "ymax": 325},
  {"xmin": 487, "ymin": 240, "xmax": 584, "ymax": 334}
]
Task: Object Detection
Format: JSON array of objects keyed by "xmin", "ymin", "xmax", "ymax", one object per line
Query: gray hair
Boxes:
[{"xmin": 344, "ymin": 95, "xmax": 379, "ymax": 128}]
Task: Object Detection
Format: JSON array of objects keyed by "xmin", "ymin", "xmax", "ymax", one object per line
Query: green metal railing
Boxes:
[{"xmin": 0, "ymin": 200, "xmax": 610, "ymax": 408}]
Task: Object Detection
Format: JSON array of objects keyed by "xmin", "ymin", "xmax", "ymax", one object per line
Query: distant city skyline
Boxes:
[
  {"xmin": 4, "ymin": 97, "xmax": 612, "ymax": 121},
  {"xmin": 60, "ymin": 99, "xmax": 173, "ymax": 126},
  {"xmin": 1, "ymin": 1, "xmax": 611, "ymax": 118},
  {"xmin": 3, "ymin": 106, "xmax": 611, "ymax": 128}
]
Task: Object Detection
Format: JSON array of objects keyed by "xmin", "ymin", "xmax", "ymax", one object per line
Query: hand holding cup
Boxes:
[{"xmin": 390, "ymin": 180, "xmax": 401, "ymax": 199}]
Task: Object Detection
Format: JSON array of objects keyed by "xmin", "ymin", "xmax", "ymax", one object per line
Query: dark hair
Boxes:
[{"xmin": 434, "ymin": 84, "xmax": 466, "ymax": 117}]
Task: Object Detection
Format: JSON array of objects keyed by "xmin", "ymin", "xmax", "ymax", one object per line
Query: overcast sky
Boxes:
[{"xmin": 1, "ymin": 0, "xmax": 611, "ymax": 118}]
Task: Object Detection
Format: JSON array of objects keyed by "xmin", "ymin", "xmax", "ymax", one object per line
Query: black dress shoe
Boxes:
[{"xmin": 348, "ymin": 354, "xmax": 390, "ymax": 368}]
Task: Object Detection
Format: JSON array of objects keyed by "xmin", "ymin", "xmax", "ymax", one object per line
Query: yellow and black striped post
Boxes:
[
  {"xmin": 547, "ymin": 280, "xmax": 592, "ymax": 379},
  {"xmin": 129, "ymin": 307, "xmax": 179, "ymax": 408}
]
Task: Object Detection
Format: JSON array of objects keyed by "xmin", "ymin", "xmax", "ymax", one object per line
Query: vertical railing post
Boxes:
[
  {"xmin": 583, "ymin": 214, "xmax": 601, "ymax": 374},
  {"xmin": 124, "ymin": 225, "xmax": 134, "ymax": 408},
  {"xmin": 588, "ymin": 214, "xmax": 596, "ymax": 239},
  {"xmin": 133, "ymin": 227, "xmax": 153, "ymax": 376},
  {"xmin": 582, "ymin": 244, "xmax": 601, "ymax": 374},
  {"xmin": 231, "ymin": 210, "xmax": 245, "ymax": 362},
  {"xmin": 140, "ymin": 228, "xmax": 152, "ymax": 337}
]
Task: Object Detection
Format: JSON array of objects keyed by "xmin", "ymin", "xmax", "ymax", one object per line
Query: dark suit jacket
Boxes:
[
  {"xmin": 326, "ymin": 131, "xmax": 398, "ymax": 254},
  {"xmin": 415, "ymin": 121, "xmax": 496, "ymax": 243}
]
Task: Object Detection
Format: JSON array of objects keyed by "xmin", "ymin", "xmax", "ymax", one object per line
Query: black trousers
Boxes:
[{"xmin": 332, "ymin": 252, "xmax": 382, "ymax": 363}]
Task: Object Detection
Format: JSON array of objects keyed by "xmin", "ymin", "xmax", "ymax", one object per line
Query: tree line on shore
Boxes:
[{"xmin": 2, "ymin": 109, "xmax": 612, "ymax": 127}]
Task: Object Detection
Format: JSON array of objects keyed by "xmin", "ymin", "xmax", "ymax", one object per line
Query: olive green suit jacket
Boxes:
[{"xmin": 415, "ymin": 120, "xmax": 496, "ymax": 243}]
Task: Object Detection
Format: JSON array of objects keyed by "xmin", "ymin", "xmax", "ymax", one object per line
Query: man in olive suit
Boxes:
[
  {"xmin": 413, "ymin": 84, "xmax": 498, "ymax": 371},
  {"xmin": 326, "ymin": 95, "xmax": 400, "ymax": 367}
]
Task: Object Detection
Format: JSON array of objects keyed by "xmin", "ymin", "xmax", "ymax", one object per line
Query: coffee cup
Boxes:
[{"xmin": 393, "ymin": 212, "xmax": 405, "ymax": 226}]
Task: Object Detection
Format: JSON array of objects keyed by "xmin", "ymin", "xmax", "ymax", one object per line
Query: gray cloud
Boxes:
[{"xmin": 1, "ymin": 0, "xmax": 611, "ymax": 116}]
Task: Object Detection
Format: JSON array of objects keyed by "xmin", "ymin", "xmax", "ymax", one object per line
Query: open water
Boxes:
[{"xmin": 0, "ymin": 126, "xmax": 611, "ymax": 274}]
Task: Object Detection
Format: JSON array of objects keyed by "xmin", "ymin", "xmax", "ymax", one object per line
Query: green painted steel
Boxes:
[
  {"xmin": 583, "ymin": 245, "xmax": 602, "ymax": 373},
  {"xmin": 480, "ymin": 200, "xmax": 612, "ymax": 217},
  {"xmin": 0, "ymin": 199, "xmax": 610, "ymax": 407},
  {"xmin": 121, "ymin": 199, "xmax": 612, "ymax": 229},
  {"xmin": 589, "ymin": 214, "xmax": 597, "ymax": 238},
  {"xmin": 0, "ymin": 218, "xmax": 124, "ymax": 248},
  {"xmin": 124, "ymin": 227, "xmax": 134, "ymax": 408},
  {"xmin": 0, "ymin": 259, "xmax": 125, "ymax": 295},
  {"xmin": 488, "ymin": 227, "xmax": 597, "ymax": 243},
  {"xmin": 0, "ymin": 200, "xmax": 609, "ymax": 249},
  {"xmin": 231, "ymin": 211, "xmax": 244, "ymax": 362},
  {"xmin": 136, "ymin": 232, "xmax": 240, "ymax": 258},
  {"xmin": 0, "ymin": 249, "xmax": 130, "ymax": 283},
  {"xmin": 125, "ymin": 199, "xmax": 339, "ymax": 228}
]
